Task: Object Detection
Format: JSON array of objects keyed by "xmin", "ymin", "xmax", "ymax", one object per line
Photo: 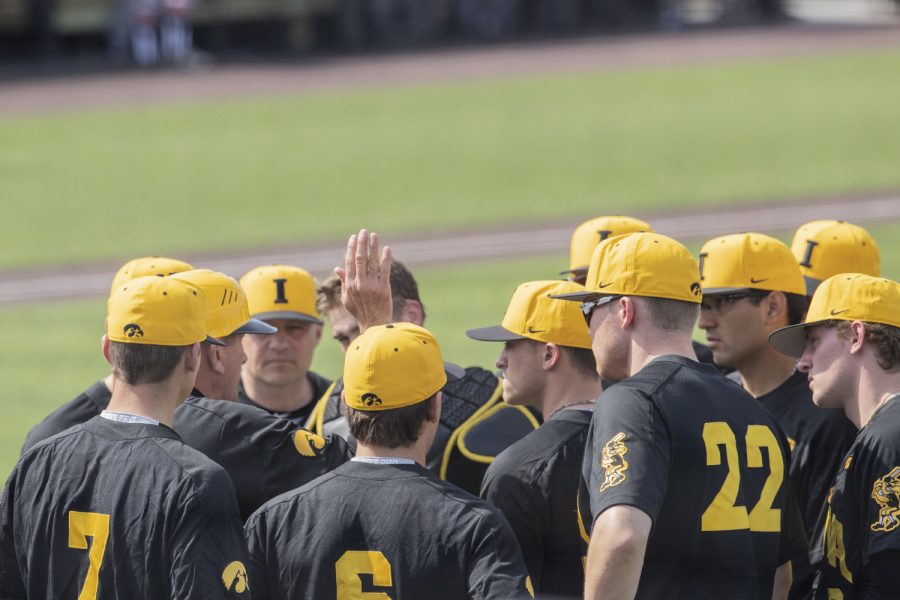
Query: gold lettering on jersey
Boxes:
[
  {"xmin": 827, "ymin": 590, "xmax": 844, "ymax": 600},
  {"xmin": 336, "ymin": 550, "xmax": 393, "ymax": 599},
  {"xmin": 293, "ymin": 430, "xmax": 326, "ymax": 457},
  {"xmin": 824, "ymin": 508, "xmax": 853, "ymax": 583},
  {"xmin": 843, "ymin": 456, "xmax": 853, "ymax": 471},
  {"xmin": 525, "ymin": 576, "xmax": 534, "ymax": 598},
  {"xmin": 221, "ymin": 561, "xmax": 249, "ymax": 594},
  {"xmin": 871, "ymin": 466, "xmax": 900, "ymax": 533},
  {"xmin": 599, "ymin": 432, "xmax": 628, "ymax": 492}
]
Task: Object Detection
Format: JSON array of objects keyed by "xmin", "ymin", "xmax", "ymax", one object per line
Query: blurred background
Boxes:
[{"xmin": 1, "ymin": 0, "xmax": 899, "ymax": 475}]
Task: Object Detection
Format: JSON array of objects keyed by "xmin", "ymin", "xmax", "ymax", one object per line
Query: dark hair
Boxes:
[
  {"xmin": 561, "ymin": 346, "xmax": 598, "ymax": 378},
  {"xmin": 346, "ymin": 395, "xmax": 436, "ymax": 448},
  {"xmin": 747, "ymin": 292, "xmax": 808, "ymax": 326},
  {"xmin": 108, "ymin": 341, "xmax": 190, "ymax": 385},
  {"xmin": 639, "ymin": 297, "xmax": 700, "ymax": 333},
  {"xmin": 826, "ymin": 321, "xmax": 900, "ymax": 371},
  {"xmin": 316, "ymin": 260, "xmax": 426, "ymax": 323}
]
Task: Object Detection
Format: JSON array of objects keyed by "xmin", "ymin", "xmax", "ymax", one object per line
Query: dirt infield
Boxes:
[{"xmin": 1, "ymin": 24, "xmax": 899, "ymax": 117}]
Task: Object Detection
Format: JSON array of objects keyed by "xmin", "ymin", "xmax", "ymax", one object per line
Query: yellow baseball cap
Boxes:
[
  {"xmin": 699, "ymin": 233, "xmax": 805, "ymax": 296},
  {"xmin": 343, "ymin": 323, "xmax": 465, "ymax": 411},
  {"xmin": 109, "ymin": 256, "xmax": 194, "ymax": 297},
  {"xmin": 563, "ymin": 216, "xmax": 654, "ymax": 276},
  {"xmin": 553, "ymin": 232, "xmax": 702, "ymax": 304},
  {"xmin": 172, "ymin": 270, "xmax": 277, "ymax": 339},
  {"xmin": 467, "ymin": 280, "xmax": 592, "ymax": 349},
  {"xmin": 240, "ymin": 265, "xmax": 323, "ymax": 324},
  {"xmin": 769, "ymin": 273, "xmax": 900, "ymax": 358},
  {"xmin": 107, "ymin": 275, "xmax": 224, "ymax": 346},
  {"xmin": 791, "ymin": 220, "xmax": 881, "ymax": 296}
]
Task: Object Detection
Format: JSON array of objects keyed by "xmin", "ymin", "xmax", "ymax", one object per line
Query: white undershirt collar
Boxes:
[
  {"xmin": 351, "ymin": 457, "xmax": 416, "ymax": 465},
  {"xmin": 100, "ymin": 410, "xmax": 160, "ymax": 427}
]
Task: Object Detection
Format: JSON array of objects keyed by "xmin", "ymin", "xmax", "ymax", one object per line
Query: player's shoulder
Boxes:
[
  {"xmin": 246, "ymin": 468, "xmax": 344, "ymax": 527},
  {"xmin": 178, "ymin": 395, "xmax": 273, "ymax": 435},
  {"xmin": 22, "ymin": 381, "xmax": 110, "ymax": 452},
  {"xmin": 854, "ymin": 396, "xmax": 900, "ymax": 457},
  {"xmin": 488, "ymin": 413, "xmax": 589, "ymax": 483}
]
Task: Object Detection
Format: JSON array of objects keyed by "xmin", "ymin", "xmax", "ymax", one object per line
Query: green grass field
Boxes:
[
  {"xmin": 1, "ymin": 49, "xmax": 899, "ymax": 269},
  {"xmin": 2, "ymin": 221, "xmax": 899, "ymax": 476}
]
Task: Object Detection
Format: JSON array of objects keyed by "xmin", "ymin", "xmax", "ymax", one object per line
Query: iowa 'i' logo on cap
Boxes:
[
  {"xmin": 599, "ymin": 432, "xmax": 629, "ymax": 492},
  {"xmin": 870, "ymin": 466, "xmax": 900, "ymax": 533},
  {"xmin": 221, "ymin": 560, "xmax": 249, "ymax": 594},
  {"xmin": 123, "ymin": 323, "xmax": 144, "ymax": 338},
  {"xmin": 361, "ymin": 393, "xmax": 383, "ymax": 407}
]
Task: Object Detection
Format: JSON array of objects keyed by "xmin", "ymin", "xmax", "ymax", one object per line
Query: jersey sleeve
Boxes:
[
  {"xmin": 584, "ymin": 386, "xmax": 670, "ymax": 528},
  {"xmin": 779, "ymin": 452, "xmax": 810, "ymax": 565},
  {"xmin": 465, "ymin": 508, "xmax": 534, "ymax": 600},
  {"xmin": 0, "ymin": 468, "xmax": 26, "ymax": 599},
  {"xmin": 480, "ymin": 461, "xmax": 547, "ymax": 589},
  {"xmin": 243, "ymin": 513, "xmax": 272, "ymax": 600},
  {"xmin": 170, "ymin": 469, "xmax": 252, "ymax": 600},
  {"xmin": 862, "ymin": 459, "xmax": 900, "ymax": 559}
]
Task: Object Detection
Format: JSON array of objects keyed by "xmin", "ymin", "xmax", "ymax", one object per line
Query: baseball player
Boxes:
[
  {"xmin": 21, "ymin": 255, "xmax": 194, "ymax": 453},
  {"xmin": 237, "ymin": 265, "xmax": 332, "ymax": 427},
  {"xmin": 769, "ymin": 274, "xmax": 900, "ymax": 598},
  {"xmin": 555, "ymin": 232, "xmax": 806, "ymax": 599},
  {"xmin": 790, "ymin": 220, "xmax": 881, "ymax": 296},
  {"xmin": 245, "ymin": 323, "xmax": 534, "ymax": 599},
  {"xmin": 469, "ymin": 279, "xmax": 601, "ymax": 598},
  {"xmin": 0, "ymin": 276, "xmax": 250, "ymax": 598},
  {"xmin": 698, "ymin": 232, "xmax": 857, "ymax": 600},
  {"xmin": 313, "ymin": 229, "xmax": 537, "ymax": 495},
  {"xmin": 170, "ymin": 269, "xmax": 353, "ymax": 520}
]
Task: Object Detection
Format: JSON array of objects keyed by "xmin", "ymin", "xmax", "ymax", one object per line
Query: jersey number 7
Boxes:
[
  {"xmin": 68, "ymin": 511, "xmax": 111, "ymax": 600},
  {"xmin": 701, "ymin": 422, "xmax": 784, "ymax": 533}
]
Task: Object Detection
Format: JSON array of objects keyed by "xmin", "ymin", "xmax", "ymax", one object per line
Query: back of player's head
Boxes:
[
  {"xmin": 174, "ymin": 269, "xmax": 276, "ymax": 339},
  {"xmin": 770, "ymin": 274, "xmax": 900, "ymax": 370},
  {"xmin": 791, "ymin": 220, "xmax": 881, "ymax": 296},
  {"xmin": 240, "ymin": 265, "xmax": 323, "ymax": 324},
  {"xmin": 317, "ymin": 260, "xmax": 426, "ymax": 323},
  {"xmin": 106, "ymin": 275, "xmax": 220, "ymax": 384},
  {"xmin": 343, "ymin": 323, "xmax": 462, "ymax": 447},
  {"xmin": 109, "ymin": 256, "xmax": 194, "ymax": 298},
  {"xmin": 563, "ymin": 216, "xmax": 653, "ymax": 280}
]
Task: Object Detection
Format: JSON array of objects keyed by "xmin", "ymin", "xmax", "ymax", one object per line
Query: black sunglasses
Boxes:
[{"xmin": 579, "ymin": 296, "xmax": 621, "ymax": 325}]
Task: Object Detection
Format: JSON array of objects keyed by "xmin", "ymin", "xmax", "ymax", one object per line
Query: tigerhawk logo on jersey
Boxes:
[
  {"xmin": 221, "ymin": 560, "xmax": 249, "ymax": 594},
  {"xmin": 599, "ymin": 432, "xmax": 629, "ymax": 492},
  {"xmin": 870, "ymin": 466, "xmax": 900, "ymax": 533},
  {"xmin": 361, "ymin": 393, "xmax": 383, "ymax": 407}
]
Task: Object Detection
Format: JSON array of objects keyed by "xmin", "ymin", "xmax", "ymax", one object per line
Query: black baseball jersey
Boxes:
[
  {"xmin": 0, "ymin": 417, "xmax": 250, "ymax": 599},
  {"xmin": 816, "ymin": 394, "xmax": 900, "ymax": 599},
  {"xmin": 481, "ymin": 408, "xmax": 591, "ymax": 598},
  {"xmin": 174, "ymin": 392, "xmax": 353, "ymax": 520},
  {"xmin": 754, "ymin": 370, "xmax": 857, "ymax": 600},
  {"xmin": 21, "ymin": 380, "xmax": 111, "ymax": 453},
  {"xmin": 245, "ymin": 461, "xmax": 534, "ymax": 599},
  {"xmin": 578, "ymin": 355, "xmax": 807, "ymax": 599},
  {"xmin": 237, "ymin": 370, "xmax": 332, "ymax": 427}
]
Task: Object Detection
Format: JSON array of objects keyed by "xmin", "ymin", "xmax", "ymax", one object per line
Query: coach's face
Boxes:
[
  {"xmin": 797, "ymin": 324, "xmax": 851, "ymax": 410},
  {"xmin": 698, "ymin": 295, "xmax": 769, "ymax": 369},
  {"xmin": 242, "ymin": 319, "xmax": 322, "ymax": 386},
  {"xmin": 496, "ymin": 339, "xmax": 545, "ymax": 407}
]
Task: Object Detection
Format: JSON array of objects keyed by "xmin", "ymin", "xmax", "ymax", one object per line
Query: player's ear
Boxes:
[
  {"xmin": 428, "ymin": 392, "xmax": 442, "ymax": 424},
  {"xmin": 764, "ymin": 291, "xmax": 787, "ymax": 324},
  {"xmin": 208, "ymin": 344, "xmax": 227, "ymax": 375},
  {"xmin": 184, "ymin": 343, "xmax": 202, "ymax": 374},
  {"xmin": 101, "ymin": 335, "xmax": 111, "ymax": 365},
  {"xmin": 400, "ymin": 300, "xmax": 424, "ymax": 327},
  {"xmin": 542, "ymin": 343, "xmax": 561, "ymax": 371},
  {"xmin": 848, "ymin": 321, "xmax": 867, "ymax": 355},
  {"xmin": 620, "ymin": 297, "xmax": 636, "ymax": 330}
]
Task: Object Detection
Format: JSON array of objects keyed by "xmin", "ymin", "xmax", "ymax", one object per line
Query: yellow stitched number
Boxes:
[
  {"xmin": 701, "ymin": 422, "xmax": 749, "ymax": 531},
  {"xmin": 824, "ymin": 508, "xmax": 853, "ymax": 584},
  {"xmin": 827, "ymin": 590, "xmax": 844, "ymax": 600},
  {"xmin": 701, "ymin": 422, "xmax": 784, "ymax": 532},
  {"xmin": 746, "ymin": 425, "xmax": 784, "ymax": 532},
  {"xmin": 68, "ymin": 511, "xmax": 111, "ymax": 600},
  {"xmin": 336, "ymin": 551, "xmax": 393, "ymax": 599}
]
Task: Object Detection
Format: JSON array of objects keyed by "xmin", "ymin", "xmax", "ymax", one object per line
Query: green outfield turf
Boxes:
[
  {"xmin": 2, "ymin": 221, "xmax": 899, "ymax": 477},
  {"xmin": 2, "ymin": 50, "xmax": 900, "ymax": 269}
]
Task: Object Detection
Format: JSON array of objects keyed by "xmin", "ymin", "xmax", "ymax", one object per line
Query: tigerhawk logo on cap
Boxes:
[
  {"xmin": 221, "ymin": 560, "xmax": 249, "ymax": 594},
  {"xmin": 361, "ymin": 393, "xmax": 383, "ymax": 407},
  {"xmin": 871, "ymin": 466, "xmax": 900, "ymax": 533},
  {"xmin": 690, "ymin": 282, "xmax": 702, "ymax": 296},
  {"xmin": 123, "ymin": 323, "xmax": 144, "ymax": 338}
]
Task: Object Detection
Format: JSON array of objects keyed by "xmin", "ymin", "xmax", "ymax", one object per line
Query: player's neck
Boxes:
[
  {"xmin": 855, "ymin": 366, "xmax": 900, "ymax": 429},
  {"xmin": 243, "ymin": 372, "xmax": 314, "ymax": 413},
  {"xmin": 107, "ymin": 377, "xmax": 186, "ymax": 427},
  {"xmin": 193, "ymin": 369, "xmax": 234, "ymax": 402},
  {"xmin": 738, "ymin": 348, "xmax": 797, "ymax": 398},
  {"xmin": 541, "ymin": 370, "xmax": 601, "ymax": 417},
  {"xmin": 355, "ymin": 441, "xmax": 426, "ymax": 466},
  {"xmin": 630, "ymin": 334, "xmax": 696, "ymax": 376}
]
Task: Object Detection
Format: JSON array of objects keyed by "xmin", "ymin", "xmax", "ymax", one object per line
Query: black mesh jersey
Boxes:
[
  {"xmin": 174, "ymin": 394, "xmax": 353, "ymax": 520},
  {"xmin": 577, "ymin": 355, "xmax": 807, "ymax": 600},
  {"xmin": 816, "ymin": 394, "xmax": 900, "ymax": 600},
  {"xmin": 0, "ymin": 417, "xmax": 250, "ymax": 599},
  {"xmin": 245, "ymin": 461, "xmax": 534, "ymax": 600},
  {"xmin": 754, "ymin": 370, "xmax": 857, "ymax": 600},
  {"xmin": 481, "ymin": 408, "xmax": 591, "ymax": 598},
  {"xmin": 236, "ymin": 370, "xmax": 332, "ymax": 428},
  {"xmin": 21, "ymin": 380, "xmax": 111, "ymax": 453}
]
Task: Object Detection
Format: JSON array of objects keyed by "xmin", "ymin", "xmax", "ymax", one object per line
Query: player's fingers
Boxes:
[
  {"xmin": 355, "ymin": 229, "xmax": 369, "ymax": 275},
  {"xmin": 380, "ymin": 245, "xmax": 393, "ymax": 281},
  {"xmin": 335, "ymin": 267, "xmax": 346, "ymax": 283},
  {"xmin": 345, "ymin": 235, "xmax": 357, "ymax": 282},
  {"xmin": 369, "ymin": 232, "xmax": 381, "ymax": 276}
]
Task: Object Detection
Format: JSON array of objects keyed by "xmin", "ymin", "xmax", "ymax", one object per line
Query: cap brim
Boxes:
[
  {"xmin": 205, "ymin": 335, "xmax": 226, "ymax": 347},
  {"xmin": 233, "ymin": 318, "xmax": 278, "ymax": 335},
  {"xmin": 252, "ymin": 311, "xmax": 324, "ymax": 325},
  {"xmin": 701, "ymin": 287, "xmax": 757, "ymax": 295},
  {"xmin": 465, "ymin": 325, "xmax": 526, "ymax": 342},
  {"xmin": 558, "ymin": 267, "xmax": 588, "ymax": 277},
  {"xmin": 768, "ymin": 321, "xmax": 823, "ymax": 358},
  {"xmin": 444, "ymin": 362, "xmax": 465, "ymax": 382},
  {"xmin": 804, "ymin": 276, "xmax": 822, "ymax": 297},
  {"xmin": 549, "ymin": 290, "xmax": 603, "ymax": 302}
]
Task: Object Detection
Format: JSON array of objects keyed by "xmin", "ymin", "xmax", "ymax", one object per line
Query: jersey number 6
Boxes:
[
  {"xmin": 336, "ymin": 550, "xmax": 393, "ymax": 599},
  {"xmin": 68, "ymin": 511, "xmax": 111, "ymax": 600},
  {"xmin": 701, "ymin": 422, "xmax": 784, "ymax": 532}
]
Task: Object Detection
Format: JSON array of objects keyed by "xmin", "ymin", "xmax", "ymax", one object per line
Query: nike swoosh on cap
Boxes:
[
  {"xmin": 750, "ymin": 277, "xmax": 768, "ymax": 284},
  {"xmin": 528, "ymin": 327, "xmax": 547, "ymax": 334},
  {"xmin": 597, "ymin": 282, "xmax": 614, "ymax": 289},
  {"xmin": 830, "ymin": 309, "xmax": 849, "ymax": 316}
]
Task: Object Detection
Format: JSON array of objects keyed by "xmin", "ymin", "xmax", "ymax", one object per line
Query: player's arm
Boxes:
[
  {"xmin": 466, "ymin": 507, "xmax": 535, "ymax": 600},
  {"xmin": 771, "ymin": 561, "xmax": 791, "ymax": 600},
  {"xmin": 860, "ymin": 550, "xmax": 900, "ymax": 599},
  {"xmin": 585, "ymin": 505, "xmax": 651, "ymax": 600},
  {"xmin": 243, "ymin": 513, "xmax": 272, "ymax": 600},
  {"xmin": 0, "ymin": 471, "xmax": 26, "ymax": 599}
]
